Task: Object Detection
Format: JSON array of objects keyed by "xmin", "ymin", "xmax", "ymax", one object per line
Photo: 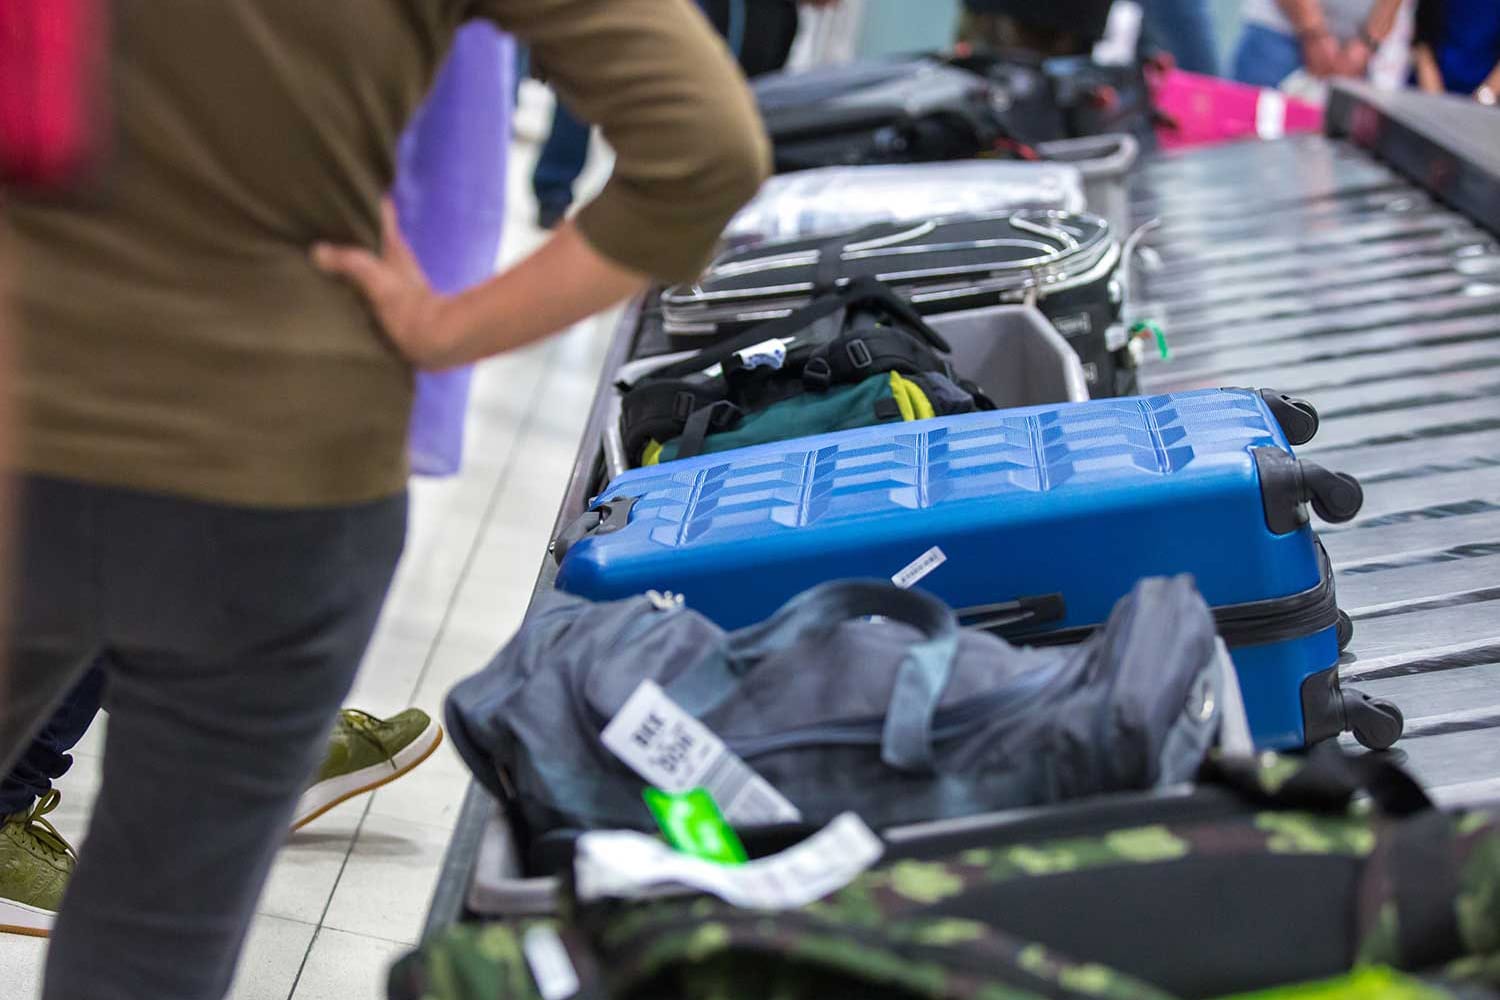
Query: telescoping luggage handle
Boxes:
[{"xmin": 663, "ymin": 580, "xmax": 962, "ymax": 774}]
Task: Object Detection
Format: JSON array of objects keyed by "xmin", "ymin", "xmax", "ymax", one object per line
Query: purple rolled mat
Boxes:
[{"xmin": 396, "ymin": 23, "xmax": 515, "ymax": 477}]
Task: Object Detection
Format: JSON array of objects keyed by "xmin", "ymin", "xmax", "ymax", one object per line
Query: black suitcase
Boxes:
[
  {"xmin": 945, "ymin": 50, "xmax": 1158, "ymax": 148},
  {"xmin": 661, "ymin": 209, "xmax": 1140, "ymax": 397},
  {"xmin": 753, "ymin": 59, "xmax": 1018, "ymax": 173}
]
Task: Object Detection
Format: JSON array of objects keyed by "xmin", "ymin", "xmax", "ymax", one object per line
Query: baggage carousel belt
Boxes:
[
  {"xmin": 1131, "ymin": 129, "xmax": 1500, "ymax": 806},
  {"xmin": 423, "ymin": 85, "xmax": 1500, "ymax": 937}
]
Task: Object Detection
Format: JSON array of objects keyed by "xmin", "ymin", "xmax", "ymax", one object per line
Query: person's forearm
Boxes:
[
  {"xmin": 433, "ymin": 220, "xmax": 646, "ymax": 368},
  {"xmin": 1276, "ymin": 0, "xmax": 1330, "ymax": 35},
  {"xmin": 1482, "ymin": 57, "xmax": 1500, "ymax": 97},
  {"xmin": 486, "ymin": 0, "xmax": 769, "ymax": 285},
  {"xmin": 1414, "ymin": 44, "xmax": 1445, "ymax": 93},
  {"xmin": 1362, "ymin": 0, "xmax": 1402, "ymax": 44}
]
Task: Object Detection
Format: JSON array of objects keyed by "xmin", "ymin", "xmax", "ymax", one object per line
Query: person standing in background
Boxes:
[
  {"xmin": 1140, "ymin": 0, "xmax": 1220, "ymax": 75},
  {"xmin": 956, "ymin": 0, "xmax": 1115, "ymax": 58},
  {"xmin": 1232, "ymin": 0, "xmax": 1404, "ymax": 87},
  {"xmin": 1412, "ymin": 0, "xmax": 1500, "ymax": 103},
  {"xmin": 0, "ymin": 2, "xmax": 767, "ymax": 998},
  {"xmin": 532, "ymin": 0, "xmax": 836, "ymax": 229}
]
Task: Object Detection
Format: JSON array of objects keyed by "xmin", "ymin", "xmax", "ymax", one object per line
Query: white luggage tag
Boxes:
[
  {"xmin": 732, "ymin": 337, "xmax": 788, "ymax": 371},
  {"xmin": 703, "ymin": 336, "xmax": 795, "ymax": 379},
  {"xmin": 574, "ymin": 812, "xmax": 883, "ymax": 909},
  {"xmin": 891, "ymin": 546, "xmax": 947, "ymax": 590},
  {"xmin": 523, "ymin": 926, "xmax": 582, "ymax": 1000},
  {"xmin": 600, "ymin": 680, "xmax": 802, "ymax": 827}
]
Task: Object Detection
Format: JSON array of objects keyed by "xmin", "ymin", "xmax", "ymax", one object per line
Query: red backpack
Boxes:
[{"xmin": 0, "ymin": 0, "xmax": 108, "ymax": 192}]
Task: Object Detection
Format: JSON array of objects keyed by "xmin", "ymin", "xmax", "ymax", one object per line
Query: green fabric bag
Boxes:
[
  {"xmin": 645, "ymin": 370, "xmax": 935, "ymax": 466},
  {"xmin": 389, "ymin": 751, "xmax": 1500, "ymax": 1000}
]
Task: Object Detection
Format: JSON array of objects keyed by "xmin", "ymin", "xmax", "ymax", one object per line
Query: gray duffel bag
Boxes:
[{"xmin": 446, "ymin": 576, "xmax": 1225, "ymax": 841}]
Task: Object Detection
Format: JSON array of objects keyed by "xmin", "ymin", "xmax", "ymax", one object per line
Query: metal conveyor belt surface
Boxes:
[{"xmin": 1132, "ymin": 122, "xmax": 1500, "ymax": 804}]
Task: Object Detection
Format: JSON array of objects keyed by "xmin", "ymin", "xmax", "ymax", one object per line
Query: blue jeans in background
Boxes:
[
  {"xmin": 531, "ymin": 99, "xmax": 592, "ymax": 219},
  {"xmin": 0, "ymin": 662, "xmax": 105, "ymax": 816},
  {"xmin": 1231, "ymin": 22, "xmax": 1305, "ymax": 88},
  {"xmin": 531, "ymin": 0, "xmax": 779, "ymax": 222},
  {"xmin": 1141, "ymin": 0, "xmax": 1220, "ymax": 76}
]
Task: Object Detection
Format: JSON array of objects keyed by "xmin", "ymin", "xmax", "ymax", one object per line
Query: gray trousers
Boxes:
[{"xmin": 0, "ymin": 476, "xmax": 406, "ymax": 999}]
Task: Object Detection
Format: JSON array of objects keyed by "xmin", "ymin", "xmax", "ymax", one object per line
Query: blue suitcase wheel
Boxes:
[{"xmin": 1344, "ymin": 690, "xmax": 1403, "ymax": 751}]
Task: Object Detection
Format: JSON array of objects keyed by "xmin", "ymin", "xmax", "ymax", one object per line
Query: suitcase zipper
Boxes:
[{"xmin": 1008, "ymin": 548, "xmax": 1339, "ymax": 649}]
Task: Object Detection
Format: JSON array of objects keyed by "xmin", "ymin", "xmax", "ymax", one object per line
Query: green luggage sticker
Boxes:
[
  {"xmin": 1216, "ymin": 966, "xmax": 1449, "ymax": 1000},
  {"xmin": 644, "ymin": 787, "xmax": 747, "ymax": 866}
]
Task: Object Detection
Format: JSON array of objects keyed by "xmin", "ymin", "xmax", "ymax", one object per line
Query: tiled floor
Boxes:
[{"xmin": 0, "ymin": 82, "xmax": 614, "ymax": 998}]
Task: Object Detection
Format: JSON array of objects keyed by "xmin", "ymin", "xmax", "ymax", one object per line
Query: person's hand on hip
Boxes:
[{"xmin": 313, "ymin": 196, "xmax": 646, "ymax": 372}]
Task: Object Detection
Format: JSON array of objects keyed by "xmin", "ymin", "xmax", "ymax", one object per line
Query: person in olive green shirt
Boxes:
[{"xmin": 0, "ymin": 1, "xmax": 768, "ymax": 997}]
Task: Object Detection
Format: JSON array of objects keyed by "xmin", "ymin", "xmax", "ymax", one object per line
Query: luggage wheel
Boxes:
[
  {"xmin": 1344, "ymin": 689, "xmax": 1404, "ymax": 751},
  {"xmin": 1336, "ymin": 609, "xmax": 1354, "ymax": 651}
]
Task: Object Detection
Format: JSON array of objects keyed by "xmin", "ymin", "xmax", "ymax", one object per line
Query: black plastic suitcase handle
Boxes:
[
  {"xmin": 549, "ymin": 496, "xmax": 638, "ymax": 564},
  {"xmin": 955, "ymin": 593, "xmax": 1066, "ymax": 636}
]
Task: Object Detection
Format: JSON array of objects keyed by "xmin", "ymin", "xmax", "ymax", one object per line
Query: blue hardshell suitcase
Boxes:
[{"xmin": 552, "ymin": 388, "xmax": 1402, "ymax": 752}]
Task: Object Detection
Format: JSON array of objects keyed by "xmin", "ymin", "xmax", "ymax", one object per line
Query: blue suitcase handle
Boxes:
[{"xmin": 666, "ymin": 579, "xmax": 962, "ymax": 774}]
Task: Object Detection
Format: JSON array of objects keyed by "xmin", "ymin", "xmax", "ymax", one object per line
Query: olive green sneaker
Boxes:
[
  {"xmin": 0, "ymin": 790, "xmax": 76, "ymax": 937},
  {"xmin": 292, "ymin": 708, "xmax": 443, "ymax": 830}
]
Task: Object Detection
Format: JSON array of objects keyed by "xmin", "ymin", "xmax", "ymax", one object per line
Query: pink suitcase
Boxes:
[{"xmin": 1150, "ymin": 68, "xmax": 1324, "ymax": 150}]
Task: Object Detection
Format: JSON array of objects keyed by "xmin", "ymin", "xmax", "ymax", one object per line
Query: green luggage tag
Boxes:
[
  {"xmin": 643, "ymin": 787, "xmax": 748, "ymax": 865},
  {"xmin": 1216, "ymin": 966, "xmax": 1448, "ymax": 1000},
  {"xmin": 1130, "ymin": 319, "xmax": 1171, "ymax": 360}
]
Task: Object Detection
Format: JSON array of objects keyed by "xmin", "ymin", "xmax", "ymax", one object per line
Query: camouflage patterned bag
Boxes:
[{"xmin": 392, "ymin": 750, "xmax": 1500, "ymax": 1000}]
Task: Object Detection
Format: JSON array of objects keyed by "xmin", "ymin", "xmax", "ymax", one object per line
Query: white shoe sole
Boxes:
[
  {"xmin": 0, "ymin": 897, "xmax": 56, "ymax": 938},
  {"xmin": 291, "ymin": 721, "xmax": 443, "ymax": 831}
]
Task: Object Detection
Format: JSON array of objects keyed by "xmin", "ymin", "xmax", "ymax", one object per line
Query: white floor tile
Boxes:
[
  {"xmin": 290, "ymin": 928, "xmax": 413, "ymax": 1000},
  {"xmin": 50, "ymin": 752, "xmax": 102, "ymax": 848},
  {"xmin": 319, "ymin": 814, "xmax": 451, "ymax": 945},
  {"xmin": 365, "ymin": 741, "xmax": 471, "ymax": 829},
  {"xmin": 71, "ymin": 712, "xmax": 108, "ymax": 759},
  {"xmin": 259, "ymin": 811, "xmax": 362, "ymax": 925},
  {"xmin": 420, "ymin": 631, "xmax": 507, "ymax": 697},
  {"xmin": 346, "ymin": 631, "xmax": 437, "ymax": 716},
  {"xmin": 0, "ymin": 932, "xmax": 47, "ymax": 999},
  {"xmin": 228, "ymin": 915, "xmax": 318, "ymax": 1000}
]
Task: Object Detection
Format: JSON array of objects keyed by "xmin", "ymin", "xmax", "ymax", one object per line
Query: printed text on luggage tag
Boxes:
[
  {"xmin": 892, "ymin": 546, "xmax": 947, "ymax": 589},
  {"xmin": 601, "ymin": 681, "xmax": 802, "ymax": 826}
]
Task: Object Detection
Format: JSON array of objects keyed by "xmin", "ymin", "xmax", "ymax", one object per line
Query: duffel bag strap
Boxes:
[
  {"xmin": 1379, "ymin": 810, "xmax": 1465, "ymax": 970},
  {"xmin": 801, "ymin": 318, "xmax": 952, "ymax": 393},
  {"xmin": 1206, "ymin": 745, "xmax": 1468, "ymax": 970},
  {"xmin": 618, "ymin": 379, "xmax": 726, "ymax": 467},
  {"xmin": 672, "ymin": 399, "xmax": 742, "ymax": 461},
  {"xmin": 1201, "ymin": 742, "xmax": 1434, "ymax": 817},
  {"xmin": 647, "ymin": 277, "xmax": 951, "ymax": 391},
  {"xmin": 665, "ymin": 580, "xmax": 962, "ymax": 774}
]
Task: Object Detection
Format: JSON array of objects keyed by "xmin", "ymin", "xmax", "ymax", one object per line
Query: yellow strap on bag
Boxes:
[
  {"xmin": 641, "ymin": 439, "xmax": 664, "ymax": 467},
  {"xmin": 888, "ymin": 371, "xmax": 935, "ymax": 422}
]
